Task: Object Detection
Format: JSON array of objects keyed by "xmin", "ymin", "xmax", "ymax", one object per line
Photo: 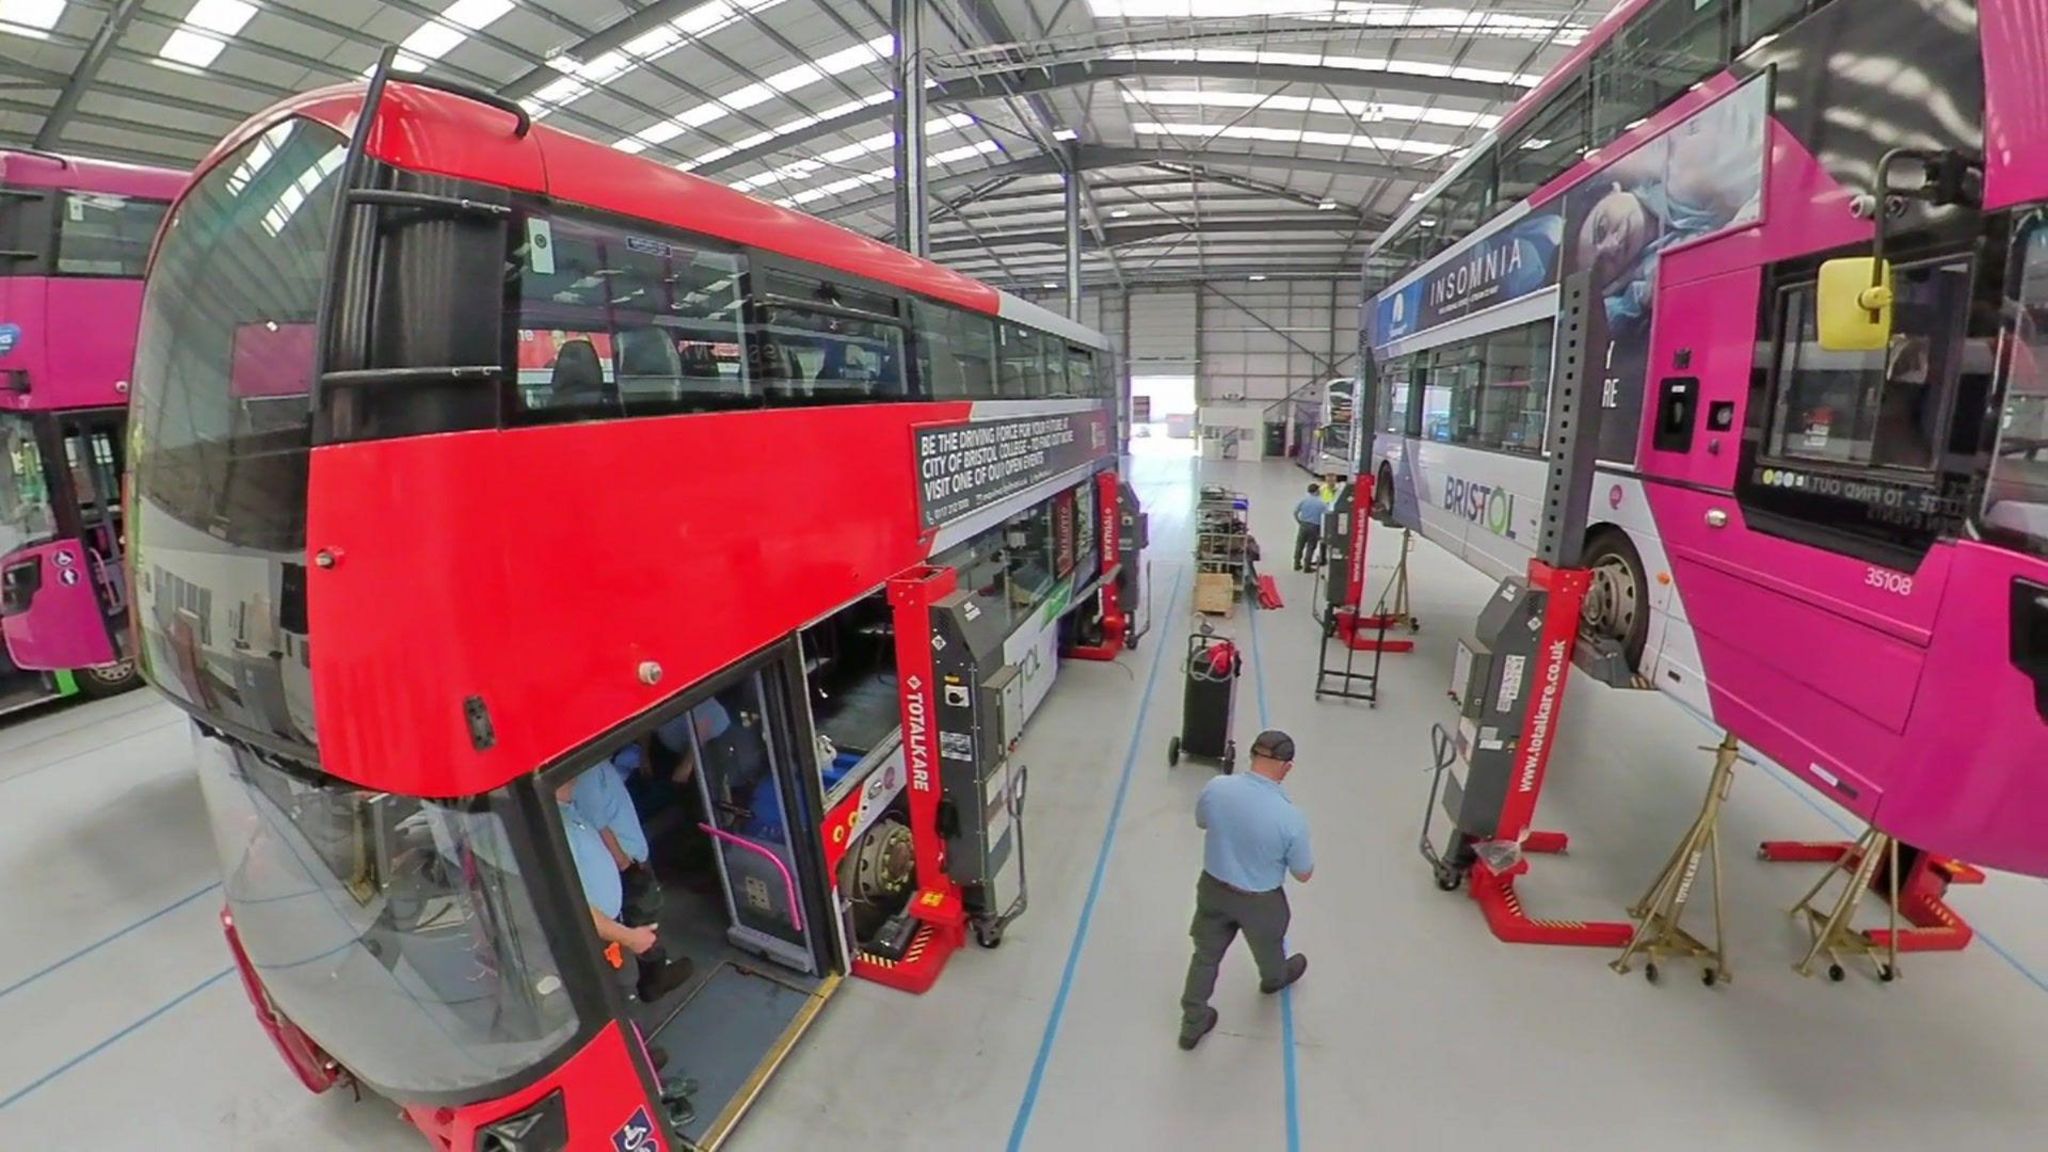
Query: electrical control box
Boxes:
[
  {"xmin": 1442, "ymin": 576, "xmax": 1550, "ymax": 843},
  {"xmin": 928, "ymin": 589, "xmax": 1022, "ymax": 914}
]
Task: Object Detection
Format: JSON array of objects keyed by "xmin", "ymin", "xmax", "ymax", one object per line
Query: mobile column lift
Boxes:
[
  {"xmin": 1311, "ymin": 472, "xmax": 1415, "ymax": 705},
  {"xmin": 863, "ymin": 566, "xmax": 1034, "ymax": 993},
  {"xmin": 1417, "ymin": 272, "xmax": 1636, "ymax": 948},
  {"xmin": 1070, "ymin": 471, "xmax": 1151, "ymax": 660}
]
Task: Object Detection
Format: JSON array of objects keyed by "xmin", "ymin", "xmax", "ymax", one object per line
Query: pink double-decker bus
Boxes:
[
  {"xmin": 0, "ymin": 149, "xmax": 183, "ymax": 714},
  {"xmin": 1363, "ymin": 0, "xmax": 2048, "ymax": 880}
]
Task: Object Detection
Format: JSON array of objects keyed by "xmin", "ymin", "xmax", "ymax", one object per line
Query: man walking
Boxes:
[
  {"xmin": 1179, "ymin": 729, "xmax": 1313, "ymax": 1050},
  {"xmin": 1292, "ymin": 484, "xmax": 1328, "ymax": 572}
]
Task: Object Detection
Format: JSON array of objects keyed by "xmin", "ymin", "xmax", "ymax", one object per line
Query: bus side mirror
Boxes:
[{"xmin": 1816, "ymin": 257, "xmax": 1895, "ymax": 351}]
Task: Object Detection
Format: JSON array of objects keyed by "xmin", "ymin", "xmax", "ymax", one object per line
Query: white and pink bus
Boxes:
[{"xmin": 1363, "ymin": 0, "xmax": 2048, "ymax": 878}]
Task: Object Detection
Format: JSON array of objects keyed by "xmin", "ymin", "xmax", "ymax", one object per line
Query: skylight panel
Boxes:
[
  {"xmin": 523, "ymin": 0, "xmax": 791, "ymax": 118},
  {"xmin": 1084, "ymin": 0, "xmax": 1588, "ymax": 43},
  {"xmin": 186, "ymin": 0, "xmax": 253, "ymax": 36},
  {"xmin": 445, "ymin": 0, "xmax": 511, "ymax": 27},
  {"xmin": 399, "ymin": 21, "xmax": 465, "ymax": 62},
  {"xmin": 679, "ymin": 92, "xmax": 894, "ymax": 170},
  {"xmin": 0, "ymin": 0, "xmax": 66, "ymax": 38},
  {"xmin": 159, "ymin": 29, "xmax": 227, "ymax": 69},
  {"xmin": 775, "ymin": 140, "xmax": 1000, "ymax": 209},
  {"xmin": 728, "ymin": 114, "xmax": 976, "ymax": 193},
  {"xmin": 628, "ymin": 35, "xmax": 892, "ymax": 145},
  {"xmin": 1109, "ymin": 46, "xmax": 1541, "ymax": 89},
  {"xmin": 152, "ymin": 0, "xmax": 257, "ymax": 70},
  {"xmin": 1122, "ymin": 89, "xmax": 1498, "ymax": 131},
  {"xmin": 1132, "ymin": 121, "xmax": 1455, "ymax": 158}
]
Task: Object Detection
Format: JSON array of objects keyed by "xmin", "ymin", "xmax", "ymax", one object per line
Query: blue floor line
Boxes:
[
  {"xmin": 1006, "ymin": 568, "xmax": 1186, "ymax": 1152},
  {"xmin": 0, "ymin": 881, "xmax": 221, "ymax": 1003},
  {"xmin": 1669, "ymin": 708, "xmax": 2048, "ymax": 994},
  {"xmin": 0, "ymin": 966, "xmax": 233, "ymax": 1112},
  {"xmin": 1245, "ymin": 597, "xmax": 1303, "ymax": 1152}
]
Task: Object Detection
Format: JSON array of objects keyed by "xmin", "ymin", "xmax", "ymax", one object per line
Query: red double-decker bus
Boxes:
[{"xmin": 127, "ymin": 62, "xmax": 1130, "ymax": 1152}]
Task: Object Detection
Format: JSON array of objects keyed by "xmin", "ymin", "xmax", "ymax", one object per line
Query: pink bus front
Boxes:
[
  {"xmin": 1362, "ymin": 0, "xmax": 2048, "ymax": 878},
  {"xmin": 0, "ymin": 149, "xmax": 183, "ymax": 712}
]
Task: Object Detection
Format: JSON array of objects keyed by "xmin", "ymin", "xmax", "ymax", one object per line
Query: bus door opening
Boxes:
[
  {"xmin": 553, "ymin": 651, "xmax": 836, "ymax": 1147},
  {"xmin": 57, "ymin": 415, "xmax": 127, "ymax": 648},
  {"xmin": 1, "ymin": 411, "xmax": 118, "ymax": 671}
]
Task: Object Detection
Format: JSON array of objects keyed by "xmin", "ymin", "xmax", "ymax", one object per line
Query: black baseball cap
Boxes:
[{"xmin": 1250, "ymin": 729, "xmax": 1296, "ymax": 762}]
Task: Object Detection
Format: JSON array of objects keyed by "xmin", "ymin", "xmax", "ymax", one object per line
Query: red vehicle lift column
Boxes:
[
  {"xmin": 1068, "ymin": 469, "xmax": 1127, "ymax": 662},
  {"xmin": 860, "ymin": 565, "xmax": 968, "ymax": 993},
  {"xmin": 1419, "ymin": 272, "xmax": 1632, "ymax": 948},
  {"xmin": 1324, "ymin": 472, "xmax": 1414, "ymax": 654}
]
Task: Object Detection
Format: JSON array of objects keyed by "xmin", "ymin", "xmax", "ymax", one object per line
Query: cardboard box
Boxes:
[{"xmin": 1194, "ymin": 572, "xmax": 1237, "ymax": 616}]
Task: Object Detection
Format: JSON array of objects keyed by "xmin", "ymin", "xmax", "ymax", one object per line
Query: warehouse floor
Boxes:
[{"xmin": 7, "ymin": 449, "xmax": 2048, "ymax": 1150}]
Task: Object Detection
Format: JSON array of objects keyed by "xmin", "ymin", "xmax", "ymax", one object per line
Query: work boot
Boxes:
[
  {"xmin": 637, "ymin": 954, "xmax": 696, "ymax": 1003},
  {"xmin": 1178, "ymin": 1006, "xmax": 1219, "ymax": 1051},
  {"xmin": 1260, "ymin": 953, "xmax": 1308, "ymax": 994}
]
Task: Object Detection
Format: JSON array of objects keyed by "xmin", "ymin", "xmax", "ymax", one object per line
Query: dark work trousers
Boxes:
[
  {"xmin": 1181, "ymin": 872, "xmax": 1291, "ymax": 1028},
  {"xmin": 1293, "ymin": 523, "xmax": 1322, "ymax": 571},
  {"xmin": 619, "ymin": 864, "xmax": 673, "ymax": 997}
]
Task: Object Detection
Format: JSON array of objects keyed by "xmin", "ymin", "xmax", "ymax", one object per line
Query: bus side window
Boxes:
[
  {"xmin": 1766, "ymin": 262, "xmax": 1973, "ymax": 471},
  {"xmin": 506, "ymin": 211, "xmax": 749, "ymax": 424}
]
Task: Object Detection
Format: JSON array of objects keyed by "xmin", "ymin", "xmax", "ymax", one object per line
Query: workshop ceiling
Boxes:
[{"xmin": 0, "ymin": 0, "xmax": 1607, "ymax": 289}]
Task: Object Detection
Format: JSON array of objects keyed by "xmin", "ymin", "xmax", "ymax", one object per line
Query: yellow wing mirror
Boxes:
[{"xmin": 1816, "ymin": 257, "xmax": 1895, "ymax": 351}]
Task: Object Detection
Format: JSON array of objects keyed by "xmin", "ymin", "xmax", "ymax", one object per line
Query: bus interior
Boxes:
[{"xmin": 556, "ymin": 654, "xmax": 838, "ymax": 1148}]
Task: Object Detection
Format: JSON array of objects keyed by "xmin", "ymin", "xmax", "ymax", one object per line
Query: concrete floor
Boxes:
[{"xmin": 7, "ymin": 446, "xmax": 2048, "ymax": 1150}]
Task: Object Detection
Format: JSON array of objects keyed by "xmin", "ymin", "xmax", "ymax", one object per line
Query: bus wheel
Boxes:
[
  {"xmin": 77, "ymin": 658, "xmax": 142, "ymax": 699},
  {"xmin": 1581, "ymin": 532, "xmax": 1648, "ymax": 672}
]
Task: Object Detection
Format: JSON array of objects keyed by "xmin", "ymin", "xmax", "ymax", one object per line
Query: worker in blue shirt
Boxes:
[
  {"xmin": 1179, "ymin": 728, "xmax": 1312, "ymax": 1051},
  {"xmin": 555, "ymin": 777, "xmax": 698, "ymax": 1120},
  {"xmin": 1292, "ymin": 483, "xmax": 1329, "ymax": 572},
  {"xmin": 659, "ymin": 694, "xmax": 771, "ymax": 829},
  {"xmin": 558, "ymin": 772, "xmax": 693, "ymax": 1004}
]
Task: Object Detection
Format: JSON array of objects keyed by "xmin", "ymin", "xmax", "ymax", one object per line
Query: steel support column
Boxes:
[
  {"xmin": 1064, "ymin": 143, "xmax": 1084, "ymax": 321},
  {"xmin": 33, "ymin": 0, "xmax": 146, "ymax": 150},
  {"xmin": 892, "ymin": 0, "xmax": 929, "ymax": 258},
  {"xmin": 1119, "ymin": 289, "xmax": 1134, "ymax": 454}
]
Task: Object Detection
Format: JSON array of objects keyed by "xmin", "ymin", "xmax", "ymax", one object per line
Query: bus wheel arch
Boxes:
[{"xmin": 1580, "ymin": 526, "xmax": 1649, "ymax": 672}]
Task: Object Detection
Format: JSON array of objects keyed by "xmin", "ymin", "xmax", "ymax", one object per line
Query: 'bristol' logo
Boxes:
[{"xmin": 1442, "ymin": 476, "xmax": 1519, "ymax": 540}]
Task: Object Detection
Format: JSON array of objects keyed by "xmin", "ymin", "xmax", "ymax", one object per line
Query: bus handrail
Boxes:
[
  {"xmin": 698, "ymin": 823, "xmax": 804, "ymax": 934},
  {"xmin": 385, "ymin": 74, "xmax": 533, "ymax": 140}
]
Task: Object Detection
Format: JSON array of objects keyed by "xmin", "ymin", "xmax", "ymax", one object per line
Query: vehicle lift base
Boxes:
[
  {"xmin": 852, "ymin": 887, "xmax": 966, "ymax": 995},
  {"xmin": 1759, "ymin": 833, "xmax": 1981, "ymax": 963},
  {"xmin": 1462, "ymin": 833, "xmax": 1634, "ymax": 949},
  {"xmin": 1611, "ymin": 733, "xmax": 1744, "ymax": 986}
]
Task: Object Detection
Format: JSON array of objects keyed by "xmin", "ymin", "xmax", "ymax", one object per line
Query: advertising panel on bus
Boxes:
[{"xmin": 1558, "ymin": 77, "xmax": 1769, "ymax": 463}]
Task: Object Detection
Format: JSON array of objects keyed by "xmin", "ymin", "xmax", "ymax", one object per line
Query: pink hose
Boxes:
[{"xmin": 698, "ymin": 824, "xmax": 804, "ymax": 933}]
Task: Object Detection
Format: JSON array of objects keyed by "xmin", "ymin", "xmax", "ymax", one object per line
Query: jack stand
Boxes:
[
  {"xmin": 1758, "ymin": 837, "xmax": 1980, "ymax": 953},
  {"xmin": 1781, "ymin": 826, "xmax": 1902, "ymax": 984},
  {"xmin": 1612, "ymin": 733, "xmax": 1744, "ymax": 986}
]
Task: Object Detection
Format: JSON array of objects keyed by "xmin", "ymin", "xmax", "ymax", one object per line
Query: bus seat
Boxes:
[
  {"xmin": 549, "ymin": 339, "xmax": 615, "ymax": 411},
  {"xmin": 616, "ymin": 328, "xmax": 684, "ymax": 409}
]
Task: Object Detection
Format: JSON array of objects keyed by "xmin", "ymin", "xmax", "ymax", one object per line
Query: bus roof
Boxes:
[
  {"xmin": 1368, "ymin": 0, "xmax": 1665, "ymax": 263},
  {"xmin": 0, "ymin": 148, "xmax": 186, "ymax": 199},
  {"xmin": 195, "ymin": 81, "xmax": 1107, "ymax": 350},
  {"xmin": 1492, "ymin": 0, "xmax": 1655, "ymax": 140}
]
